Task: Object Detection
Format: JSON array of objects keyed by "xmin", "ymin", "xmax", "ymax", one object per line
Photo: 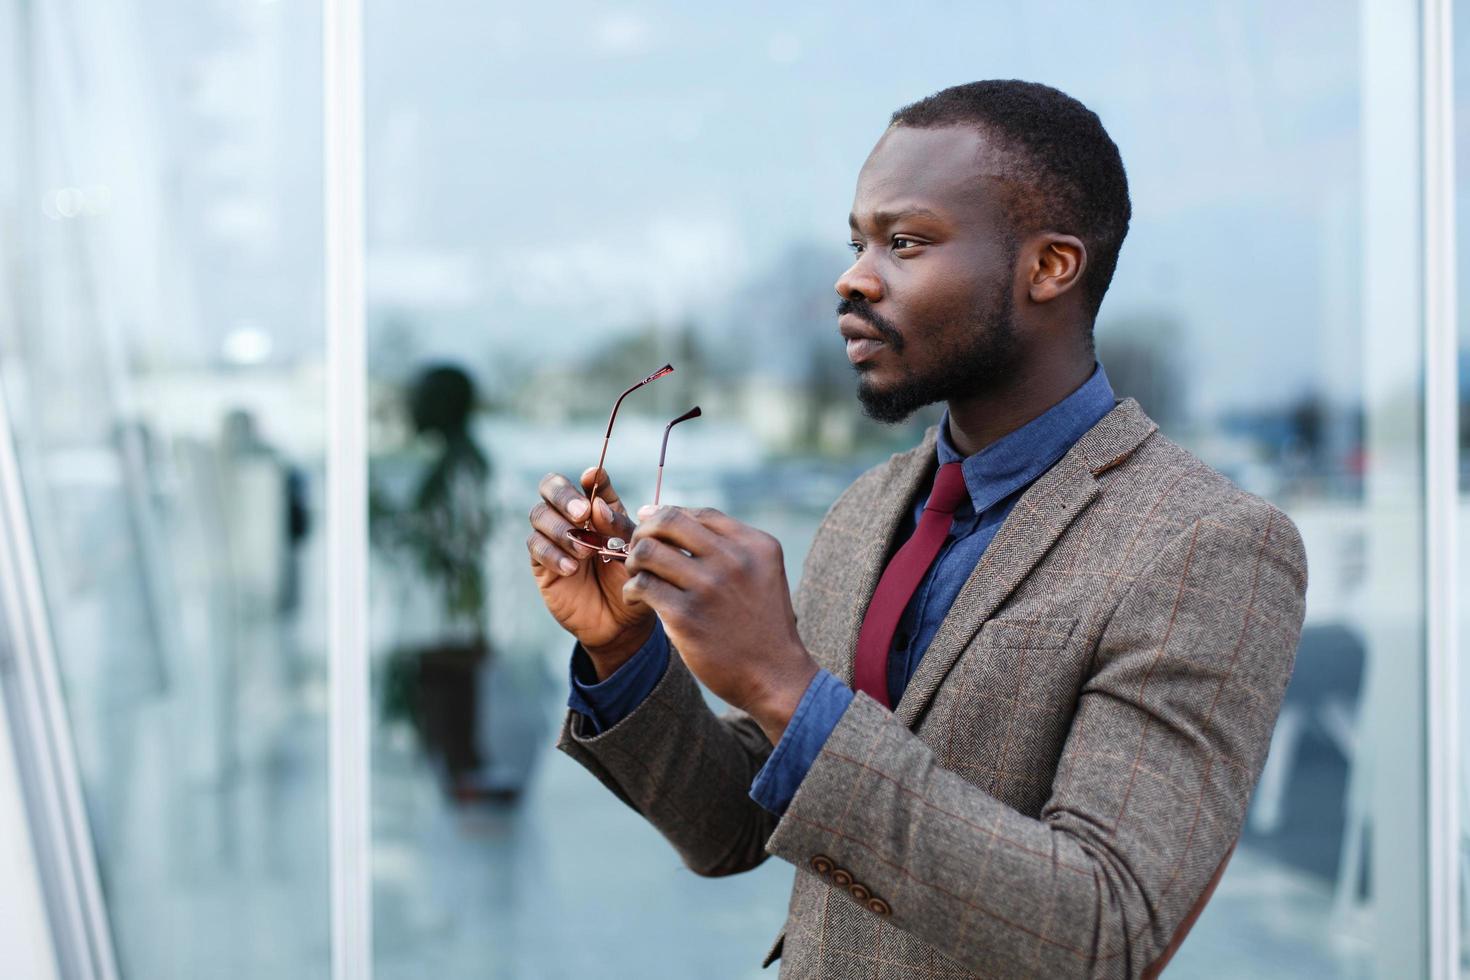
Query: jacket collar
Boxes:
[
  {"xmin": 937, "ymin": 363, "xmax": 1116, "ymax": 517},
  {"xmin": 833, "ymin": 398, "xmax": 1159, "ymax": 728}
]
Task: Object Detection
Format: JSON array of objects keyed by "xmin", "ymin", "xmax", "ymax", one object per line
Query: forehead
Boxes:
[{"xmin": 851, "ymin": 124, "xmax": 1009, "ymax": 226}]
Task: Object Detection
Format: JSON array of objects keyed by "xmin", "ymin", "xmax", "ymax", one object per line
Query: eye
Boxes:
[
  {"xmin": 847, "ymin": 241, "xmax": 865, "ymax": 255},
  {"xmin": 892, "ymin": 236, "xmax": 925, "ymax": 251}
]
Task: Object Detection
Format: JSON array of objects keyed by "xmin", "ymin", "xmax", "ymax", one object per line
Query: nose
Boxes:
[{"xmin": 835, "ymin": 253, "xmax": 883, "ymax": 303}]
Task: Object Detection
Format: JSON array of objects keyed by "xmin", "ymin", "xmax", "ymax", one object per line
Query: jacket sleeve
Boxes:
[
  {"xmin": 761, "ymin": 503, "xmax": 1308, "ymax": 978},
  {"xmin": 557, "ymin": 645, "xmax": 781, "ymax": 877}
]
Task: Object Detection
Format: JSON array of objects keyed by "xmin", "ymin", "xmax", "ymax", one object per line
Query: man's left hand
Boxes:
[{"xmin": 624, "ymin": 505, "xmax": 819, "ymax": 746}]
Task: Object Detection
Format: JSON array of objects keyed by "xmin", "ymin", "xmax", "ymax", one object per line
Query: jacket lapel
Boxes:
[
  {"xmin": 830, "ymin": 427, "xmax": 939, "ymax": 686},
  {"xmin": 886, "ymin": 398, "xmax": 1159, "ymax": 728},
  {"xmin": 891, "ymin": 454, "xmax": 1099, "ymax": 726}
]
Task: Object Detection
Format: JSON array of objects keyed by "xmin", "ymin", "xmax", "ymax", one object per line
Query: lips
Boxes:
[
  {"xmin": 839, "ymin": 313, "xmax": 888, "ymax": 365},
  {"xmin": 845, "ymin": 337, "xmax": 886, "ymax": 365},
  {"xmin": 838, "ymin": 313, "xmax": 883, "ymax": 342}
]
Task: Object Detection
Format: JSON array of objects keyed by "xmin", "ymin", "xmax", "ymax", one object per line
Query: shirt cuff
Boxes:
[
  {"xmin": 566, "ymin": 618, "xmax": 670, "ymax": 735},
  {"xmin": 749, "ymin": 668, "xmax": 854, "ymax": 815}
]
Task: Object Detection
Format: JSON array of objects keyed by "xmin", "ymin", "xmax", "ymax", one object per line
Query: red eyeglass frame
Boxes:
[{"xmin": 565, "ymin": 364, "xmax": 701, "ymax": 562}]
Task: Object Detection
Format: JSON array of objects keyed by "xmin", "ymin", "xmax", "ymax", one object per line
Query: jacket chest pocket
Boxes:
[{"xmin": 931, "ymin": 616, "xmax": 1084, "ymax": 811}]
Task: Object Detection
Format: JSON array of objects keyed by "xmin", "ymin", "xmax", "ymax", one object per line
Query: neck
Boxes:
[{"xmin": 943, "ymin": 355, "xmax": 1094, "ymax": 457}]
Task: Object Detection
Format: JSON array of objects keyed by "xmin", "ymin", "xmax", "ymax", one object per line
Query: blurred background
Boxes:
[{"xmin": 0, "ymin": 0, "xmax": 1466, "ymax": 977}]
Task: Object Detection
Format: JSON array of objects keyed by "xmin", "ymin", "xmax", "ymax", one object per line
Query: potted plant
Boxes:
[{"xmin": 372, "ymin": 364, "xmax": 504, "ymax": 801}]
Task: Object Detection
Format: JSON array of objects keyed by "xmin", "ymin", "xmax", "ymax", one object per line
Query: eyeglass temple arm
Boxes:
[
  {"xmin": 587, "ymin": 364, "xmax": 674, "ymax": 506},
  {"xmin": 653, "ymin": 406, "xmax": 701, "ymax": 507}
]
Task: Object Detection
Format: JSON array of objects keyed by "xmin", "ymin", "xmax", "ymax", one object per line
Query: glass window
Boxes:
[
  {"xmin": 0, "ymin": 2, "xmax": 1448, "ymax": 977},
  {"xmin": 365, "ymin": 2, "xmax": 1430, "ymax": 977},
  {"xmin": 0, "ymin": 1, "xmax": 331, "ymax": 976}
]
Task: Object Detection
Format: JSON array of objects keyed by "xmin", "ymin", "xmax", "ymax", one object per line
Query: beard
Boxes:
[{"xmin": 848, "ymin": 284, "xmax": 1022, "ymax": 425}]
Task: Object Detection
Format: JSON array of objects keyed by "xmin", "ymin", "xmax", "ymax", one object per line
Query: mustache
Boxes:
[{"xmin": 836, "ymin": 297, "xmax": 905, "ymax": 352}]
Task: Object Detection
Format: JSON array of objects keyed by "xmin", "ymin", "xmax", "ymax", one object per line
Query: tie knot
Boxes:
[{"xmin": 924, "ymin": 462, "xmax": 968, "ymax": 515}]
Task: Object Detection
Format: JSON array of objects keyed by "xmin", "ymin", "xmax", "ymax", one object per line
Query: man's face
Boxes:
[{"xmin": 837, "ymin": 124, "xmax": 1023, "ymax": 423}]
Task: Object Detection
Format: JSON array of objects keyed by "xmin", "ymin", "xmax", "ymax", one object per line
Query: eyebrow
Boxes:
[{"xmin": 848, "ymin": 207, "xmax": 944, "ymax": 231}]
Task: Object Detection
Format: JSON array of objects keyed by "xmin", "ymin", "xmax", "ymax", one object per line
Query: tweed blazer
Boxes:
[{"xmin": 558, "ymin": 398, "xmax": 1308, "ymax": 979}]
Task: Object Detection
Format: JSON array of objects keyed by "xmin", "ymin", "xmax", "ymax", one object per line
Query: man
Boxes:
[{"xmin": 526, "ymin": 80, "xmax": 1306, "ymax": 979}]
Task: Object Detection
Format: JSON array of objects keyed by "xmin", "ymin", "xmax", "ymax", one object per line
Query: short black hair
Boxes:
[{"xmin": 890, "ymin": 80, "xmax": 1131, "ymax": 320}]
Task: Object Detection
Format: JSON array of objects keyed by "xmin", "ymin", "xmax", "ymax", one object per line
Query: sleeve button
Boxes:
[
  {"xmin": 832, "ymin": 869, "xmax": 853, "ymax": 889},
  {"xmin": 849, "ymin": 883, "xmax": 871, "ymax": 903},
  {"xmin": 810, "ymin": 855, "xmax": 835, "ymax": 877},
  {"xmin": 867, "ymin": 897, "xmax": 892, "ymax": 917}
]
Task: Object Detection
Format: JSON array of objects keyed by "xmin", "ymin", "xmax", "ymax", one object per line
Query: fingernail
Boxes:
[
  {"xmin": 637, "ymin": 505, "xmax": 655, "ymax": 519},
  {"xmin": 559, "ymin": 558, "xmax": 577, "ymax": 574},
  {"xmin": 569, "ymin": 500, "xmax": 588, "ymax": 519},
  {"xmin": 595, "ymin": 498, "xmax": 613, "ymax": 521}
]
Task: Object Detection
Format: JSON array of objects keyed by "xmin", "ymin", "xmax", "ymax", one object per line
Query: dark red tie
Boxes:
[{"xmin": 852, "ymin": 461, "xmax": 969, "ymax": 709}]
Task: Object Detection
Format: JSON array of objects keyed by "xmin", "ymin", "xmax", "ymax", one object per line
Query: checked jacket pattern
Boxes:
[{"xmin": 558, "ymin": 399, "xmax": 1308, "ymax": 979}]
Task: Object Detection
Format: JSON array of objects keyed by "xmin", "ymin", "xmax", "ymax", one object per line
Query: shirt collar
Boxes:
[{"xmin": 935, "ymin": 362, "xmax": 1117, "ymax": 515}]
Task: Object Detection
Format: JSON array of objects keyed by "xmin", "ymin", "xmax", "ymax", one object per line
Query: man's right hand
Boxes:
[{"xmin": 528, "ymin": 467, "xmax": 655, "ymax": 680}]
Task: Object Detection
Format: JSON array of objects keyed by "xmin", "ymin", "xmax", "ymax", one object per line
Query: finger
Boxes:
[
  {"xmin": 527, "ymin": 541, "xmax": 569, "ymax": 586},
  {"xmin": 622, "ymin": 568, "xmax": 681, "ymax": 612},
  {"xmin": 624, "ymin": 535, "xmax": 705, "ymax": 591},
  {"xmin": 580, "ymin": 467, "xmax": 631, "ymax": 518},
  {"xmin": 591, "ymin": 496, "xmax": 636, "ymax": 541},
  {"xmin": 526, "ymin": 527, "xmax": 580, "ymax": 577},
  {"xmin": 629, "ymin": 506, "xmax": 722, "ymax": 557},
  {"xmin": 529, "ymin": 500, "xmax": 589, "ymax": 565},
  {"xmin": 540, "ymin": 471, "xmax": 592, "ymax": 523},
  {"xmin": 637, "ymin": 504, "xmax": 745, "ymax": 538}
]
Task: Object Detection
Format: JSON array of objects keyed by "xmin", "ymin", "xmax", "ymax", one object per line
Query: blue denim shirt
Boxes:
[{"xmin": 568, "ymin": 365, "xmax": 1117, "ymax": 814}]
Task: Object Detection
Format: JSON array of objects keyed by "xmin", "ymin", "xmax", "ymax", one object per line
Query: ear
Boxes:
[{"xmin": 1025, "ymin": 234, "xmax": 1088, "ymax": 304}]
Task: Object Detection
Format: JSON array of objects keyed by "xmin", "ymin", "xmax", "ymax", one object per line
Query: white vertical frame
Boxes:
[
  {"xmin": 0, "ymin": 374, "xmax": 117, "ymax": 980},
  {"xmin": 324, "ymin": 0, "xmax": 372, "ymax": 977},
  {"xmin": 0, "ymin": 692, "xmax": 61, "ymax": 980},
  {"xmin": 1362, "ymin": 0, "xmax": 1432, "ymax": 975},
  {"xmin": 1423, "ymin": 1, "xmax": 1462, "ymax": 977}
]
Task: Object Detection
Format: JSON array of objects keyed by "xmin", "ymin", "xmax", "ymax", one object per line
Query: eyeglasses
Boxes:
[{"xmin": 566, "ymin": 364, "xmax": 702, "ymax": 562}]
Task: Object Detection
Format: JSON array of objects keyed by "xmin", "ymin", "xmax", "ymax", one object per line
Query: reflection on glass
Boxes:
[
  {"xmin": 372, "ymin": 364, "xmax": 502, "ymax": 801},
  {"xmin": 0, "ymin": 1, "xmax": 330, "ymax": 977},
  {"xmin": 365, "ymin": 3, "xmax": 1430, "ymax": 977}
]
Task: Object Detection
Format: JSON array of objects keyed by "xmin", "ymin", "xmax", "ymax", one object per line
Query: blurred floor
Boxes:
[
  {"xmin": 96, "ymin": 638, "xmax": 1375, "ymax": 980},
  {"xmin": 371, "ymin": 660, "xmax": 792, "ymax": 980},
  {"xmin": 366, "ymin": 661, "xmax": 1373, "ymax": 979}
]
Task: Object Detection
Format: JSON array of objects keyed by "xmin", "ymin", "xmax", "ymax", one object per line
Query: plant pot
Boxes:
[{"xmin": 413, "ymin": 639, "xmax": 490, "ymax": 785}]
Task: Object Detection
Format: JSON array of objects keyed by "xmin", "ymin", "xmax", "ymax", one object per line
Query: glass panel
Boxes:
[
  {"xmin": 0, "ymin": 1, "xmax": 331, "ymax": 977},
  {"xmin": 363, "ymin": 2, "xmax": 1427, "ymax": 977}
]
